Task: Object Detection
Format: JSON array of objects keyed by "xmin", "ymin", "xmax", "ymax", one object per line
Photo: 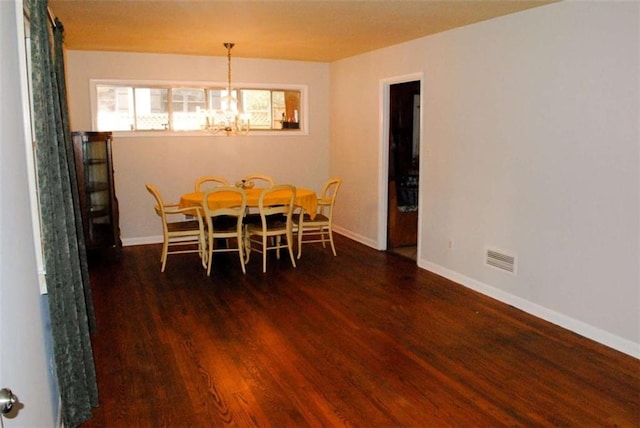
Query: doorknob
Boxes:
[{"xmin": 0, "ymin": 388, "xmax": 17, "ymax": 414}]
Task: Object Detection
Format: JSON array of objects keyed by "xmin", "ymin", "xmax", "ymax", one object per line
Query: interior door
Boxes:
[
  {"xmin": 0, "ymin": 2, "xmax": 56, "ymax": 425},
  {"xmin": 387, "ymin": 81, "xmax": 420, "ymax": 258}
]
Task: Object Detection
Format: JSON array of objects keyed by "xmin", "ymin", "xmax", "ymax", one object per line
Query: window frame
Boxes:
[{"xmin": 89, "ymin": 79, "xmax": 309, "ymax": 137}]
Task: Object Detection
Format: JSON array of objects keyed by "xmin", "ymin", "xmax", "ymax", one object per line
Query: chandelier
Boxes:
[{"xmin": 203, "ymin": 42, "xmax": 250, "ymax": 136}]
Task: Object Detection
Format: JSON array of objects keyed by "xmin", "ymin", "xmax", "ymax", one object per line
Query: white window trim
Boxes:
[{"xmin": 89, "ymin": 79, "xmax": 309, "ymax": 137}]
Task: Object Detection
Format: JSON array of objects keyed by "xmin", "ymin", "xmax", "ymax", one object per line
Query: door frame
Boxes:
[{"xmin": 377, "ymin": 72, "xmax": 424, "ymax": 256}]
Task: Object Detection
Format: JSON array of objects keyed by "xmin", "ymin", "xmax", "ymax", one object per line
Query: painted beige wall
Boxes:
[
  {"xmin": 65, "ymin": 51, "xmax": 330, "ymax": 244},
  {"xmin": 329, "ymin": 2, "xmax": 639, "ymax": 355}
]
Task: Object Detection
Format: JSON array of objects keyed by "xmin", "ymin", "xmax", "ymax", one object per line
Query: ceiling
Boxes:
[{"xmin": 48, "ymin": 0, "xmax": 555, "ymax": 62}]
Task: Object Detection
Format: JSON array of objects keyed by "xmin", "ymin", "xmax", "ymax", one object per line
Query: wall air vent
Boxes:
[{"xmin": 486, "ymin": 248, "xmax": 516, "ymax": 275}]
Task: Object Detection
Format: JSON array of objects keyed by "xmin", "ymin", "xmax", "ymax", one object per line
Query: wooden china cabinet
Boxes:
[{"xmin": 72, "ymin": 131, "xmax": 121, "ymax": 250}]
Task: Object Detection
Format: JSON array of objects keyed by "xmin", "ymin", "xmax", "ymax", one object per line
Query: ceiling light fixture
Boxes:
[{"xmin": 203, "ymin": 42, "xmax": 250, "ymax": 136}]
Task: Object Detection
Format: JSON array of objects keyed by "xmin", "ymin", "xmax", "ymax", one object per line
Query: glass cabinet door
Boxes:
[{"xmin": 83, "ymin": 136, "xmax": 111, "ymax": 243}]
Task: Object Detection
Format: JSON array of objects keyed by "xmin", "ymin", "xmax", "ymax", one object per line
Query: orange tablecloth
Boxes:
[{"xmin": 179, "ymin": 187, "xmax": 318, "ymax": 219}]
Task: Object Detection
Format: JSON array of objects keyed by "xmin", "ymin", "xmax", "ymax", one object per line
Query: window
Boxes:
[{"xmin": 93, "ymin": 81, "xmax": 305, "ymax": 134}]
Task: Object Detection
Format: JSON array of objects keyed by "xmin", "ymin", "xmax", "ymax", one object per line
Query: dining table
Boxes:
[{"xmin": 179, "ymin": 187, "xmax": 318, "ymax": 219}]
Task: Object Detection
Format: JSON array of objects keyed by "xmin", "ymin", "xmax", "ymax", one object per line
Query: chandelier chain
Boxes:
[{"xmin": 225, "ymin": 42, "xmax": 234, "ymax": 94}]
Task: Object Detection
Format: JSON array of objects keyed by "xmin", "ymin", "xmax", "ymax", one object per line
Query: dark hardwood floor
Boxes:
[{"xmin": 82, "ymin": 234, "xmax": 639, "ymax": 427}]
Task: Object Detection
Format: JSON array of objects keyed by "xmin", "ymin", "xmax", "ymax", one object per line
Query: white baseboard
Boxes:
[
  {"xmin": 121, "ymin": 235, "xmax": 162, "ymax": 247},
  {"xmin": 419, "ymin": 259, "xmax": 640, "ymax": 359},
  {"xmin": 332, "ymin": 225, "xmax": 379, "ymax": 249}
]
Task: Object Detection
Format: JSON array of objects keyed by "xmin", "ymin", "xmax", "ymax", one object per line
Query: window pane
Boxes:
[
  {"xmin": 283, "ymin": 90, "xmax": 301, "ymax": 129},
  {"xmin": 134, "ymin": 88, "xmax": 169, "ymax": 130},
  {"xmin": 268, "ymin": 90, "xmax": 300, "ymax": 130},
  {"xmin": 96, "ymin": 85, "xmax": 134, "ymax": 131},
  {"xmin": 272, "ymin": 91, "xmax": 285, "ymax": 129},
  {"xmin": 173, "ymin": 88, "xmax": 205, "ymax": 131},
  {"xmin": 208, "ymin": 89, "xmax": 238, "ymax": 111},
  {"xmin": 205, "ymin": 89, "xmax": 241, "ymax": 130},
  {"xmin": 242, "ymin": 89, "xmax": 271, "ymax": 129}
]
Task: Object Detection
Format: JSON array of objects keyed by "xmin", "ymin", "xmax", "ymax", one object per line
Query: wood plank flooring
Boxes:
[{"xmin": 81, "ymin": 234, "xmax": 639, "ymax": 427}]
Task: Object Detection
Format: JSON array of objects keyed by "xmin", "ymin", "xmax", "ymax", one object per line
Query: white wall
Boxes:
[
  {"xmin": 1, "ymin": 1, "xmax": 57, "ymax": 425},
  {"xmin": 330, "ymin": 2, "xmax": 639, "ymax": 356},
  {"xmin": 65, "ymin": 51, "xmax": 330, "ymax": 244}
]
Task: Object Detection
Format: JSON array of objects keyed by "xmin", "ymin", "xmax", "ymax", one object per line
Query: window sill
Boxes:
[{"xmin": 108, "ymin": 129, "xmax": 308, "ymax": 138}]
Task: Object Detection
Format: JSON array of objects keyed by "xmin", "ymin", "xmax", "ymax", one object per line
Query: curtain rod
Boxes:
[{"xmin": 47, "ymin": 6, "xmax": 56, "ymax": 28}]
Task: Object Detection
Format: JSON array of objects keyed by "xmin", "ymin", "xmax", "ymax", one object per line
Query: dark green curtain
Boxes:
[
  {"xmin": 30, "ymin": 0, "xmax": 98, "ymax": 426},
  {"xmin": 52, "ymin": 12, "xmax": 97, "ymax": 334}
]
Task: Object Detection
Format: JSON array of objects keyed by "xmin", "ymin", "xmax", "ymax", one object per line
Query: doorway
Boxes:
[{"xmin": 387, "ymin": 80, "xmax": 420, "ymax": 260}]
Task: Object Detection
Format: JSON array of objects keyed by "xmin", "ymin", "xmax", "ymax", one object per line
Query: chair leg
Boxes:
[
  {"xmin": 244, "ymin": 227, "xmax": 252, "ymax": 264},
  {"xmin": 297, "ymin": 226, "xmax": 304, "ymax": 259},
  {"xmin": 161, "ymin": 239, "xmax": 169, "ymax": 272},
  {"xmin": 238, "ymin": 243, "xmax": 246, "ymax": 274},
  {"xmin": 262, "ymin": 235, "xmax": 268, "ymax": 273},
  {"xmin": 328, "ymin": 228, "xmax": 337, "ymax": 256},
  {"xmin": 201, "ymin": 235, "xmax": 208, "ymax": 269},
  {"xmin": 206, "ymin": 237, "xmax": 213, "ymax": 276},
  {"xmin": 287, "ymin": 230, "xmax": 297, "ymax": 268}
]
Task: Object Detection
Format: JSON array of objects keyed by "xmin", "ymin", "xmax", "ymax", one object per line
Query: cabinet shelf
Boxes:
[
  {"xmin": 86, "ymin": 158, "xmax": 108, "ymax": 165},
  {"xmin": 87, "ymin": 182, "xmax": 109, "ymax": 193},
  {"xmin": 89, "ymin": 205, "xmax": 109, "ymax": 217}
]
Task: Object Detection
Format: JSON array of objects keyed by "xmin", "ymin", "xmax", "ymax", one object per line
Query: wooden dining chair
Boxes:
[
  {"xmin": 240, "ymin": 174, "xmax": 275, "ymax": 215},
  {"xmin": 201, "ymin": 186, "xmax": 247, "ymax": 276},
  {"xmin": 295, "ymin": 178, "xmax": 342, "ymax": 259},
  {"xmin": 245, "ymin": 184, "xmax": 297, "ymax": 273},
  {"xmin": 194, "ymin": 175, "xmax": 230, "ymax": 192},
  {"xmin": 145, "ymin": 183, "xmax": 206, "ymax": 272}
]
